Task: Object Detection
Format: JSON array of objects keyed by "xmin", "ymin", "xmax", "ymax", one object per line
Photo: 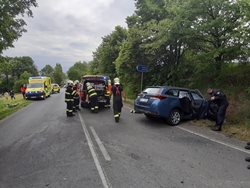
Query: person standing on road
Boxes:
[
  {"xmin": 111, "ymin": 78, "xmax": 124, "ymax": 123},
  {"xmin": 20, "ymin": 85, "xmax": 26, "ymax": 99},
  {"xmin": 86, "ymin": 82, "xmax": 98, "ymax": 113},
  {"xmin": 73, "ymin": 84, "xmax": 80, "ymax": 111},
  {"xmin": 104, "ymin": 80, "xmax": 111, "ymax": 108},
  {"xmin": 207, "ymin": 88, "xmax": 229, "ymax": 131},
  {"xmin": 65, "ymin": 82, "xmax": 75, "ymax": 117}
]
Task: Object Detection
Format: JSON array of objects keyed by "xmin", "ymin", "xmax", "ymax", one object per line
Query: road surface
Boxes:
[{"xmin": 0, "ymin": 90, "xmax": 250, "ymax": 188}]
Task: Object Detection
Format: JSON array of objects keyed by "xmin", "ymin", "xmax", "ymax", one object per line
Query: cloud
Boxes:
[{"xmin": 3, "ymin": 0, "xmax": 135, "ymax": 72}]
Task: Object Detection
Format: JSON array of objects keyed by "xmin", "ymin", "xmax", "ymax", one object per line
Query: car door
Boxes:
[{"xmin": 190, "ymin": 90, "xmax": 205, "ymax": 112}]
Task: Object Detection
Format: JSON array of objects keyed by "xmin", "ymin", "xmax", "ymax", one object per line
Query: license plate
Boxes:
[{"xmin": 140, "ymin": 98, "xmax": 148, "ymax": 102}]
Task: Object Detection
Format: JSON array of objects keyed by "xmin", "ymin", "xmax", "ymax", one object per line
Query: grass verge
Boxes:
[
  {"xmin": 0, "ymin": 93, "xmax": 32, "ymax": 121},
  {"xmin": 191, "ymin": 119, "xmax": 250, "ymax": 141}
]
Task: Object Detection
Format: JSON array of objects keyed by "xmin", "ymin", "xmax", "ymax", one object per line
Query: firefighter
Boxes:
[
  {"xmin": 73, "ymin": 84, "xmax": 80, "ymax": 111},
  {"xmin": 207, "ymin": 88, "xmax": 229, "ymax": 131},
  {"xmin": 65, "ymin": 81, "xmax": 75, "ymax": 117},
  {"xmin": 86, "ymin": 82, "xmax": 98, "ymax": 113},
  {"xmin": 111, "ymin": 77, "xmax": 123, "ymax": 123},
  {"xmin": 104, "ymin": 79, "xmax": 111, "ymax": 108}
]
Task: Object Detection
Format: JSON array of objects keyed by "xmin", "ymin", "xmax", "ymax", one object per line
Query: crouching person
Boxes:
[{"xmin": 86, "ymin": 82, "xmax": 98, "ymax": 113}]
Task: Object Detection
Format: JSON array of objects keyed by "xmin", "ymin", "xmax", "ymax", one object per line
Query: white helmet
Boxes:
[
  {"xmin": 114, "ymin": 77, "xmax": 120, "ymax": 85},
  {"xmin": 67, "ymin": 80, "xmax": 74, "ymax": 86},
  {"xmin": 74, "ymin": 80, "xmax": 79, "ymax": 85},
  {"xmin": 86, "ymin": 82, "xmax": 91, "ymax": 87}
]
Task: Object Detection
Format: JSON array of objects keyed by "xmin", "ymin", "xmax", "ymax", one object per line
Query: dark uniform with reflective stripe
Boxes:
[
  {"xmin": 87, "ymin": 85, "xmax": 98, "ymax": 112},
  {"xmin": 210, "ymin": 90, "xmax": 229, "ymax": 130},
  {"xmin": 73, "ymin": 88, "xmax": 80, "ymax": 111},
  {"xmin": 65, "ymin": 85, "xmax": 74, "ymax": 117},
  {"xmin": 105, "ymin": 86, "xmax": 111, "ymax": 108},
  {"xmin": 111, "ymin": 85, "xmax": 123, "ymax": 122},
  {"xmin": 72, "ymin": 89, "xmax": 77, "ymax": 112}
]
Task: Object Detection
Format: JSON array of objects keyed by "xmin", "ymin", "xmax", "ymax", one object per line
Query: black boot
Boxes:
[
  {"xmin": 245, "ymin": 145, "xmax": 250, "ymax": 150},
  {"xmin": 115, "ymin": 117, "xmax": 119, "ymax": 123},
  {"xmin": 245, "ymin": 157, "xmax": 250, "ymax": 162},
  {"xmin": 247, "ymin": 164, "xmax": 250, "ymax": 170},
  {"xmin": 211, "ymin": 126, "xmax": 221, "ymax": 131}
]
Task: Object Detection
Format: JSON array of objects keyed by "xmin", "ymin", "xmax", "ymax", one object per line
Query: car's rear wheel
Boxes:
[{"xmin": 168, "ymin": 109, "xmax": 181, "ymax": 126}]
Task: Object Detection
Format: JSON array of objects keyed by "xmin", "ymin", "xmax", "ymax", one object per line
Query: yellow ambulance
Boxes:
[{"xmin": 25, "ymin": 76, "xmax": 52, "ymax": 100}]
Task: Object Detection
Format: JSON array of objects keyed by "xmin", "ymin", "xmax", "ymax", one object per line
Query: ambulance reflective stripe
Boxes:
[
  {"xmin": 114, "ymin": 114, "xmax": 119, "ymax": 117},
  {"xmin": 66, "ymin": 109, "xmax": 73, "ymax": 112},
  {"xmin": 95, "ymin": 106, "xmax": 99, "ymax": 109}
]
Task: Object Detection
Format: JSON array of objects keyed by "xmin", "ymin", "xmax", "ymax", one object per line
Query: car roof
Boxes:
[
  {"xmin": 146, "ymin": 86, "xmax": 190, "ymax": 91},
  {"xmin": 82, "ymin": 75, "xmax": 110, "ymax": 80}
]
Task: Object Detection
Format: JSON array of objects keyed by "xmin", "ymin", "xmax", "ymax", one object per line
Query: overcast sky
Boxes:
[{"xmin": 3, "ymin": 0, "xmax": 135, "ymax": 72}]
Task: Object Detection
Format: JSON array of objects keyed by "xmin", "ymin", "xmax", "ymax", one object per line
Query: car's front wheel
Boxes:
[
  {"xmin": 168, "ymin": 109, "xmax": 181, "ymax": 126},
  {"xmin": 144, "ymin": 113, "xmax": 154, "ymax": 119}
]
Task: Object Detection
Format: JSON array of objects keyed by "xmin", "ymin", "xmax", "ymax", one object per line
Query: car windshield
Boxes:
[
  {"xmin": 143, "ymin": 87, "xmax": 162, "ymax": 95},
  {"xmin": 27, "ymin": 83, "xmax": 43, "ymax": 88}
]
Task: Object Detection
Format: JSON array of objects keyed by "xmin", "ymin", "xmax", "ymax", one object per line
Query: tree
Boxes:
[
  {"xmin": 53, "ymin": 63, "xmax": 65, "ymax": 85},
  {"xmin": 40, "ymin": 64, "xmax": 54, "ymax": 77},
  {"xmin": 67, "ymin": 61, "xmax": 89, "ymax": 81},
  {"xmin": 12, "ymin": 56, "xmax": 38, "ymax": 78},
  {"xmin": 13, "ymin": 71, "xmax": 31, "ymax": 92},
  {"xmin": 184, "ymin": 0, "xmax": 250, "ymax": 65},
  {"xmin": 0, "ymin": 56, "xmax": 13, "ymax": 90},
  {"xmin": 0, "ymin": 56, "xmax": 38, "ymax": 91},
  {"xmin": 0, "ymin": 0, "xmax": 38, "ymax": 53},
  {"xmin": 89, "ymin": 26, "xmax": 128, "ymax": 79}
]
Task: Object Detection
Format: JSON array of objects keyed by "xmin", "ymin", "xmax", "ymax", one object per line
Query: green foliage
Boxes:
[
  {"xmin": 13, "ymin": 71, "xmax": 31, "ymax": 92},
  {"xmin": 40, "ymin": 64, "xmax": 54, "ymax": 78},
  {"xmin": 89, "ymin": 26, "xmax": 128, "ymax": 79},
  {"xmin": 0, "ymin": 0, "xmax": 38, "ymax": 53},
  {"xmin": 0, "ymin": 94, "xmax": 31, "ymax": 120},
  {"xmin": 0, "ymin": 56, "xmax": 38, "ymax": 91},
  {"xmin": 67, "ymin": 61, "xmax": 89, "ymax": 81},
  {"xmin": 53, "ymin": 63, "xmax": 65, "ymax": 85}
]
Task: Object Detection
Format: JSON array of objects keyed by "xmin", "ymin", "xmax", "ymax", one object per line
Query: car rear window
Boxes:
[
  {"xmin": 143, "ymin": 88, "xmax": 162, "ymax": 95},
  {"xmin": 84, "ymin": 80, "xmax": 105, "ymax": 91},
  {"xmin": 166, "ymin": 89, "xmax": 178, "ymax": 97}
]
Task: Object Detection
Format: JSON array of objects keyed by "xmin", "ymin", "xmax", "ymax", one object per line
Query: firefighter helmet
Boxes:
[
  {"xmin": 114, "ymin": 77, "xmax": 120, "ymax": 85},
  {"xmin": 86, "ymin": 82, "xmax": 91, "ymax": 87},
  {"xmin": 67, "ymin": 80, "xmax": 74, "ymax": 87},
  {"xmin": 74, "ymin": 80, "xmax": 79, "ymax": 85}
]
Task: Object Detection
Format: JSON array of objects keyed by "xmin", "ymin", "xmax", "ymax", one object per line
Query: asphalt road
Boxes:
[{"xmin": 0, "ymin": 90, "xmax": 250, "ymax": 188}]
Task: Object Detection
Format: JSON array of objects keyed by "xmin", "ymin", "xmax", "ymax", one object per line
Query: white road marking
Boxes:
[
  {"xmin": 90, "ymin": 126, "xmax": 111, "ymax": 161},
  {"xmin": 78, "ymin": 113, "xmax": 111, "ymax": 188},
  {"xmin": 177, "ymin": 126, "xmax": 250, "ymax": 154}
]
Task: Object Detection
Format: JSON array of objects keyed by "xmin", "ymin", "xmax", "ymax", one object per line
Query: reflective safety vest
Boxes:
[
  {"xmin": 65, "ymin": 87, "xmax": 74, "ymax": 102},
  {"xmin": 87, "ymin": 86, "xmax": 97, "ymax": 98},
  {"xmin": 73, "ymin": 90, "xmax": 80, "ymax": 100}
]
